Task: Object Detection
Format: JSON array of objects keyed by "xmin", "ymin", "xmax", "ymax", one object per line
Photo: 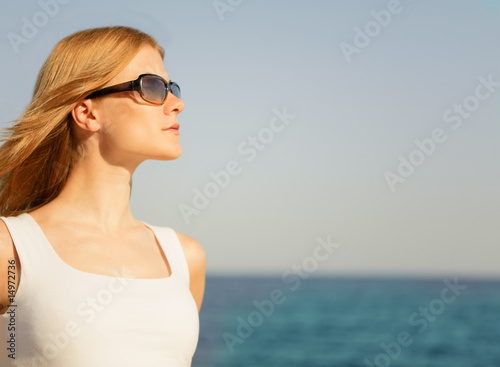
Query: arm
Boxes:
[
  {"xmin": 0, "ymin": 221, "xmax": 20, "ymax": 315},
  {"xmin": 175, "ymin": 232, "xmax": 206, "ymax": 313}
]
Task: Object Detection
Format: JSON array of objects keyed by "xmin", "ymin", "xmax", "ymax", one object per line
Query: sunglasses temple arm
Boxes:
[{"xmin": 86, "ymin": 80, "xmax": 137, "ymax": 99}]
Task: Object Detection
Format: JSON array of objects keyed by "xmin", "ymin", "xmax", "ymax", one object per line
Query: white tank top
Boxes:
[{"xmin": 0, "ymin": 212, "xmax": 199, "ymax": 367}]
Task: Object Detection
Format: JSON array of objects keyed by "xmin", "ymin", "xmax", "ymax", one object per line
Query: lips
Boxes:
[{"xmin": 163, "ymin": 122, "xmax": 179, "ymax": 131}]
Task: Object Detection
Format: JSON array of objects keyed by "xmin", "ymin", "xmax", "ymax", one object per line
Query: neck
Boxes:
[{"xmin": 46, "ymin": 153, "xmax": 140, "ymax": 233}]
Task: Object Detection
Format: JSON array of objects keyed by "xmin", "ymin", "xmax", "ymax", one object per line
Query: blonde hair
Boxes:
[{"xmin": 0, "ymin": 26, "xmax": 164, "ymax": 216}]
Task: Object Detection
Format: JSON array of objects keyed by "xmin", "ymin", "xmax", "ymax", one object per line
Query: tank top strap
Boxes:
[
  {"xmin": 0, "ymin": 212, "xmax": 55, "ymax": 301},
  {"xmin": 141, "ymin": 223, "xmax": 191, "ymax": 288}
]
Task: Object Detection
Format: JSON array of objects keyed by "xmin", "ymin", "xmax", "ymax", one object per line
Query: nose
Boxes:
[{"xmin": 163, "ymin": 92, "xmax": 184, "ymax": 115}]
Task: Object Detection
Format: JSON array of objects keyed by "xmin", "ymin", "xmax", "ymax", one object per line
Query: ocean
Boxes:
[{"xmin": 192, "ymin": 276, "xmax": 500, "ymax": 367}]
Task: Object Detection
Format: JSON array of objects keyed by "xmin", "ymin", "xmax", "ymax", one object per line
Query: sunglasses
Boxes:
[{"xmin": 85, "ymin": 73, "xmax": 180, "ymax": 105}]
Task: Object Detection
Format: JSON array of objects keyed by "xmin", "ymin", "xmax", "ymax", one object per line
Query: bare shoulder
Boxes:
[
  {"xmin": 174, "ymin": 231, "xmax": 206, "ymax": 311},
  {"xmin": 174, "ymin": 231, "xmax": 206, "ymax": 267}
]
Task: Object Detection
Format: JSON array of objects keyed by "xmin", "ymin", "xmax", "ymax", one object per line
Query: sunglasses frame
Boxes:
[{"xmin": 85, "ymin": 73, "xmax": 180, "ymax": 105}]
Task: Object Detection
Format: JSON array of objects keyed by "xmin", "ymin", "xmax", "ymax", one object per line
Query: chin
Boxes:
[{"xmin": 158, "ymin": 147, "xmax": 182, "ymax": 161}]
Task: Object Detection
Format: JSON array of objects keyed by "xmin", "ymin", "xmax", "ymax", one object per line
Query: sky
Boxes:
[{"xmin": 0, "ymin": 0, "xmax": 498, "ymax": 279}]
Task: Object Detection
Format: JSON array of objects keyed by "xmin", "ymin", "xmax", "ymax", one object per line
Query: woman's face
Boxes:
[{"xmin": 91, "ymin": 45, "xmax": 185, "ymax": 166}]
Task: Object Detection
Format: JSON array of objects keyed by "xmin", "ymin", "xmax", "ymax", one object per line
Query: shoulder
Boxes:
[
  {"xmin": 174, "ymin": 231, "xmax": 206, "ymax": 273},
  {"xmin": 174, "ymin": 231, "xmax": 206, "ymax": 311}
]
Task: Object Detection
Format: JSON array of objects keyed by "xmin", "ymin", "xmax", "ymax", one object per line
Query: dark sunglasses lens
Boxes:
[
  {"xmin": 170, "ymin": 82, "xmax": 181, "ymax": 99},
  {"xmin": 141, "ymin": 76, "xmax": 167, "ymax": 103}
]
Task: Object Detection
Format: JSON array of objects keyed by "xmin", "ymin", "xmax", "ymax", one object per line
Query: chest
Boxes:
[{"xmin": 43, "ymin": 226, "xmax": 172, "ymax": 279}]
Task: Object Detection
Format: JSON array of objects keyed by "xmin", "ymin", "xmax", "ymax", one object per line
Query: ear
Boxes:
[{"xmin": 71, "ymin": 99, "xmax": 101, "ymax": 132}]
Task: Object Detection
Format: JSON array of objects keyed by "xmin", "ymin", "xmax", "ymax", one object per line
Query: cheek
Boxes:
[
  {"xmin": 100, "ymin": 104, "xmax": 161, "ymax": 149},
  {"xmin": 101, "ymin": 103, "xmax": 134, "ymax": 135}
]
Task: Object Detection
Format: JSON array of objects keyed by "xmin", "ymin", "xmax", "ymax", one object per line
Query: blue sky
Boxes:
[{"xmin": 0, "ymin": 0, "xmax": 499, "ymax": 278}]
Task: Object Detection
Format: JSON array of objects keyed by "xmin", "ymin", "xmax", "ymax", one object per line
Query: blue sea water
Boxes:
[{"xmin": 192, "ymin": 276, "xmax": 500, "ymax": 367}]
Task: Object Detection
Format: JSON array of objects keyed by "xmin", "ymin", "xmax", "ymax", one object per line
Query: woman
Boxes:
[{"xmin": 0, "ymin": 26, "xmax": 206, "ymax": 367}]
